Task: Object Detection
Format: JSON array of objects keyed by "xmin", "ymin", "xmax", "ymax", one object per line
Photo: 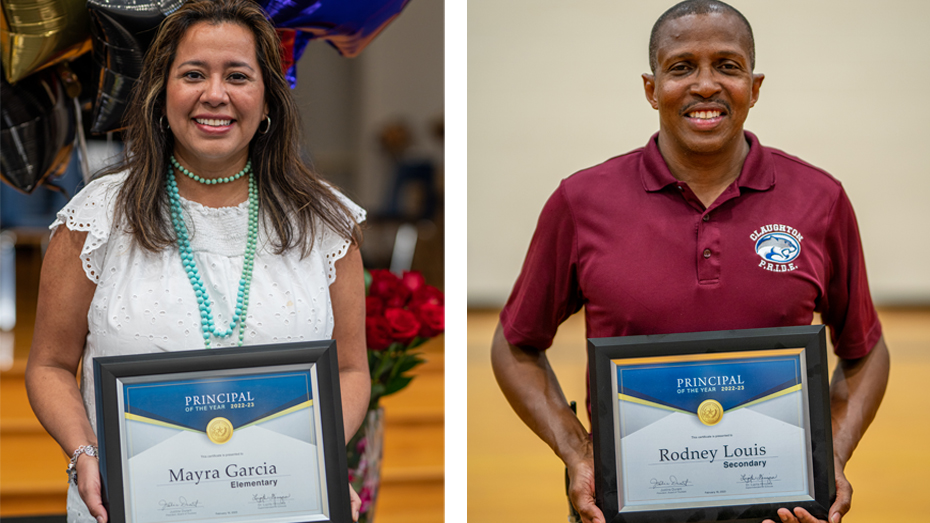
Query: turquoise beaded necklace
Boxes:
[
  {"xmin": 166, "ymin": 159, "xmax": 258, "ymax": 347},
  {"xmin": 171, "ymin": 155, "xmax": 250, "ymax": 184}
]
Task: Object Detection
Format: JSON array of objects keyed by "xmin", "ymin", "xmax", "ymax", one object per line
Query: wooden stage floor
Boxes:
[{"xmin": 467, "ymin": 308, "xmax": 930, "ymax": 522}]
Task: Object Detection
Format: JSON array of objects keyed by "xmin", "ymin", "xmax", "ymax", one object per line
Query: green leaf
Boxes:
[
  {"xmin": 395, "ymin": 354, "xmax": 426, "ymax": 375},
  {"xmin": 407, "ymin": 337, "xmax": 428, "ymax": 349},
  {"xmin": 387, "ymin": 354, "xmax": 414, "ymax": 381},
  {"xmin": 372, "ymin": 352, "xmax": 395, "ymax": 381},
  {"xmin": 387, "ymin": 341, "xmax": 405, "ymax": 355},
  {"xmin": 383, "ymin": 375, "xmax": 414, "ymax": 397}
]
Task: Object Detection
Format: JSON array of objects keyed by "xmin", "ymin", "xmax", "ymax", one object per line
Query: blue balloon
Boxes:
[{"xmin": 259, "ymin": 0, "xmax": 410, "ymax": 57}]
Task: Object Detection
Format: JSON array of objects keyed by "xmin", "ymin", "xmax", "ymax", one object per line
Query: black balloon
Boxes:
[
  {"xmin": 0, "ymin": 66, "xmax": 76, "ymax": 194},
  {"xmin": 86, "ymin": 0, "xmax": 182, "ymax": 134}
]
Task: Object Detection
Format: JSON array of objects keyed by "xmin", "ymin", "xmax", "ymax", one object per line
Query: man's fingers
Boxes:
[
  {"xmin": 569, "ymin": 491, "xmax": 605, "ymax": 523},
  {"xmin": 567, "ymin": 481, "xmax": 603, "ymax": 523},
  {"xmin": 567, "ymin": 469, "xmax": 604, "ymax": 523},
  {"xmin": 760, "ymin": 508, "xmax": 793, "ymax": 523},
  {"xmin": 791, "ymin": 508, "xmax": 817, "ymax": 523},
  {"xmin": 775, "ymin": 507, "xmax": 800, "ymax": 523},
  {"xmin": 828, "ymin": 473, "xmax": 853, "ymax": 522}
]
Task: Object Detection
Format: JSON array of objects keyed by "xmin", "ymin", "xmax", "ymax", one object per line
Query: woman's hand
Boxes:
[
  {"xmin": 349, "ymin": 482, "xmax": 361, "ymax": 521},
  {"xmin": 24, "ymin": 227, "xmax": 105, "ymax": 519},
  {"xmin": 75, "ymin": 453, "xmax": 108, "ymax": 523}
]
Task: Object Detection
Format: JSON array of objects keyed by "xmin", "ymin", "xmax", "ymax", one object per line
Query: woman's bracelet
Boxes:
[{"xmin": 67, "ymin": 445, "xmax": 98, "ymax": 485}]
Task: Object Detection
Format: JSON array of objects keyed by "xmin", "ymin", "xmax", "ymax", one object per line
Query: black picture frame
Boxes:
[
  {"xmin": 93, "ymin": 340, "xmax": 350, "ymax": 523},
  {"xmin": 588, "ymin": 325, "xmax": 834, "ymax": 523}
]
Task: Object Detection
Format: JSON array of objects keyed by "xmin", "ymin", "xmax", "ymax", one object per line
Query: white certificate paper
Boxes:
[
  {"xmin": 612, "ymin": 350, "xmax": 816, "ymax": 511},
  {"xmin": 117, "ymin": 369, "xmax": 329, "ymax": 523}
]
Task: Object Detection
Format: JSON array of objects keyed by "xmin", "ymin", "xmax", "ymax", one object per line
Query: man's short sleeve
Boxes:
[
  {"xmin": 820, "ymin": 189, "xmax": 882, "ymax": 359},
  {"xmin": 500, "ymin": 181, "xmax": 583, "ymax": 349}
]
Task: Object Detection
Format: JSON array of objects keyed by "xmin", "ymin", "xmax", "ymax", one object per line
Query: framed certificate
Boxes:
[
  {"xmin": 93, "ymin": 340, "xmax": 350, "ymax": 523},
  {"xmin": 588, "ymin": 326, "xmax": 835, "ymax": 523}
]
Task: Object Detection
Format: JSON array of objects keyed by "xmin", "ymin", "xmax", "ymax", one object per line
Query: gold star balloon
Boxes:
[{"xmin": 0, "ymin": 0, "xmax": 92, "ymax": 84}]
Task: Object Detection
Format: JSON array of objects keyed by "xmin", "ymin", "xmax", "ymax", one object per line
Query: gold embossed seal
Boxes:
[
  {"xmin": 206, "ymin": 417, "xmax": 234, "ymax": 444},
  {"xmin": 697, "ymin": 399, "xmax": 724, "ymax": 426}
]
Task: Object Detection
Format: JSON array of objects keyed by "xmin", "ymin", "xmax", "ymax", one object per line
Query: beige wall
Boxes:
[{"xmin": 467, "ymin": 0, "xmax": 930, "ymax": 306}]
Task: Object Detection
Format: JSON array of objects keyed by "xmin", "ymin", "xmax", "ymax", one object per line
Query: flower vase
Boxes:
[{"xmin": 347, "ymin": 407, "xmax": 385, "ymax": 523}]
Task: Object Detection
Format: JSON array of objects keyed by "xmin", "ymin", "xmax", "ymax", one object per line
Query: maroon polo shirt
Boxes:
[{"xmin": 501, "ymin": 132, "xmax": 881, "ymax": 365}]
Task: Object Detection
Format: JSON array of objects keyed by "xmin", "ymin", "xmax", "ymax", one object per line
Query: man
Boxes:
[{"xmin": 490, "ymin": 2, "xmax": 890, "ymax": 523}]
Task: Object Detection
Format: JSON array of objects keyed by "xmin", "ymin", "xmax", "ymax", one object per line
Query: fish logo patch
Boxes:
[{"xmin": 750, "ymin": 225, "xmax": 802, "ymax": 273}]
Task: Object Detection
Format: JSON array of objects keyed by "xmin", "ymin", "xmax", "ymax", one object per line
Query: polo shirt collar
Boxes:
[{"xmin": 640, "ymin": 131, "xmax": 775, "ymax": 193}]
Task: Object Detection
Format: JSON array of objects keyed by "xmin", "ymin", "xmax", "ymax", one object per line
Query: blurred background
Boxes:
[
  {"xmin": 467, "ymin": 1, "xmax": 929, "ymax": 521},
  {"xmin": 0, "ymin": 1, "xmax": 443, "ymax": 522}
]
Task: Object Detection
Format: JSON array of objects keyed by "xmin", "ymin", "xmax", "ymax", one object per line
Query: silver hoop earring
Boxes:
[
  {"xmin": 258, "ymin": 115, "xmax": 271, "ymax": 135},
  {"xmin": 160, "ymin": 115, "xmax": 170, "ymax": 130}
]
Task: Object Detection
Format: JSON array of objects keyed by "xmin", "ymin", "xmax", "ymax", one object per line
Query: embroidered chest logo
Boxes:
[{"xmin": 750, "ymin": 224, "xmax": 802, "ymax": 273}]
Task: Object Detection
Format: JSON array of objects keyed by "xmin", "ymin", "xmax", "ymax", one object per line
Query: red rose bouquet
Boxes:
[
  {"xmin": 348, "ymin": 269, "xmax": 444, "ymax": 522},
  {"xmin": 363, "ymin": 269, "xmax": 444, "ymax": 408}
]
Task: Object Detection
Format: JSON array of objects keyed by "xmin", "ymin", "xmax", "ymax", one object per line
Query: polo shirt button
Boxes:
[
  {"xmin": 702, "ymin": 214, "xmax": 710, "ymax": 222},
  {"xmin": 703, "ymin": 249, "xmax": 712, "ymax": 258},
  {"xmin": 678, "ymin": 185, "xmax": 684, "ymax": 191}
]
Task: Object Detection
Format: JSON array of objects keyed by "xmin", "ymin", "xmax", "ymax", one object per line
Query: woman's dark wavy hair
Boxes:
[{"xmin": 107, "ymin": 0, "xmax": 360, "ymax": 256}]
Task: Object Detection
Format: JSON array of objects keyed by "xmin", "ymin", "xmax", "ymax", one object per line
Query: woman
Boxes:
[{"xmin": 24, "ymin": 1, "xmax": 369, "ymax": 521}]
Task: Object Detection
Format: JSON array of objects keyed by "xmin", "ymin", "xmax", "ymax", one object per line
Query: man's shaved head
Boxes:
[{"xmin": 649, "ymin": 0, "xmax": 755, "ymax": 73}]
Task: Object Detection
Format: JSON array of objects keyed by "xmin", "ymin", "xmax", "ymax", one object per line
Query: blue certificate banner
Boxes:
[
  {"xmin": 123, "ymin": 372, "xmax": 313, "ymax": 432},
  {"xmin": 616, "ymin": 354, "xmax": 802, "ymax": 414}
]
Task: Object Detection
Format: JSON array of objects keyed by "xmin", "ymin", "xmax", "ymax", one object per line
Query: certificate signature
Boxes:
[
  {"xmin": 649, "ymin": 476, "xmax": 692, "ymax": 489},
  {"xmin": 158, "ymin": 496, "xmax": 202, "ymax": 511},
  {"xmin": 740, "ymin": 473, "xmax": 778, "ymax": 489},
  {"xmin": 252, "ymin": 493, "xmax": 292, "ymax": 509}
]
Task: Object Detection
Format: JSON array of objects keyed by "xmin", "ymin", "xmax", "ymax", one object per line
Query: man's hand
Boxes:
[
  {"xmin": 566, "ymin": 452, "xmax": 605, "ymax": 523},
  {"xmin": 761, "ymin": 456, "xmax": 850, "ymax": 523},
  {"xmin": 491, "ymin": 322, "xmax": 599, "ymax": 521}
]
